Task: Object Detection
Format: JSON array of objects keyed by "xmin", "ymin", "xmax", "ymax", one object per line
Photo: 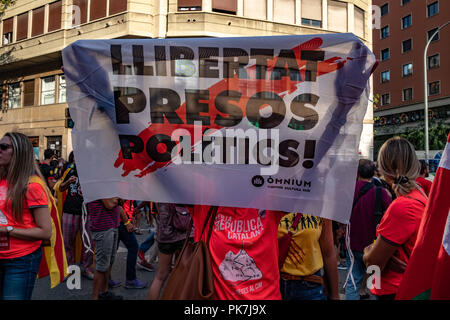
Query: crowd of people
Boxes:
[{"xmin": 0, "ymin": 132, "xmax": 435, "ymax": 300}]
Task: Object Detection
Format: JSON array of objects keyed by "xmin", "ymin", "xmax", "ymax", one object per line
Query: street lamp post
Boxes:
[{"xmin": 423, "ymin": 21, "xmax": 450, "ymax": 163}]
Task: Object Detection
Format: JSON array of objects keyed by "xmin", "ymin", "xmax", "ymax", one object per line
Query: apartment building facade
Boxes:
[
  {"xmin": 0, "ymin": 0, "xmax": 373, "ymax": 160},
  {"xmin": 372, "ymin": 0, "xmax": 450, "ymax": 156}
]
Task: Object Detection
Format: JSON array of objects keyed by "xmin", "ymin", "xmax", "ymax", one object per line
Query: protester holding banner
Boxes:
[
  {"xmin": 185, "ymin": 205, "xmax": 285, "ymax": 300},
  {"xmin": 148, "ymin": 203, "xmax": 193, "ymax": 299},
  {"xmin": 363, "ymin": 137, "xmax": 427, "ymax": 300},
  {"xmin": 0, "ymin": 132, "xmax": 52, "ymax": 300},
  {"xmin": 344, "ymin": 159, "xmax": 392, "ymax": 300},
  {"xmin": 59, "ymin": 152, "xmax": 94, "ymax": 280},
  {"xmin": 278, "ymin": 213, "xmax": 340, "ymax": 300},
  {"xmin": 88, "ymin": 197, "xmax": 123, "ymax": 300},
  {"xmin": 114, "ymin": 199, "xmax": 148, "ymax": 289}
]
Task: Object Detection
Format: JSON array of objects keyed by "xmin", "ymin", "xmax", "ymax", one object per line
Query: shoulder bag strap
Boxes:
[
  {"xmin": 352, "ymin": 182, "xmax": 374, "ymax": 209},
  {"xmin": 206, "ymin": 206, "xmax": 218, "ymax": 247}
]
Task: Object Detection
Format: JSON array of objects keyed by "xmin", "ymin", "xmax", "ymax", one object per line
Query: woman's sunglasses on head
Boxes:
[{"xmin": 0, "ymin": 143, "xmax": 12, "ymax": 151}]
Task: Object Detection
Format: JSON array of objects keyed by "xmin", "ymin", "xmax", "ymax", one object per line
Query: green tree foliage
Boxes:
[
  {"xmin": 0, "ymin": 0, "xmax": 15, "ymax": 16},
  {"xmin": 400, "ymin": 122, "xmax": 450, "ymax": 150}
]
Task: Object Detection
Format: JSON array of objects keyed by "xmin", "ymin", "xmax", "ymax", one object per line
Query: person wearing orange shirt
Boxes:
[{"xmin": 0, "ymin": 132, "xmax": 52, "ymax": 300}]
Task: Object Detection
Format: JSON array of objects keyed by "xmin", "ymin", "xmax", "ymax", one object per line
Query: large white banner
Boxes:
[{"xmin": 62, "ymin": 34, "xmax": 376, "ymax": 223}]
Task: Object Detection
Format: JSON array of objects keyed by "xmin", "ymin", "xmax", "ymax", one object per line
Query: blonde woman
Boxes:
[
  {"xmin": 363, "ymin": 137, "xmax": 427, "ymax": 300},
  {"xmin": 0, "ymin": 132, "xmax": 52, "ymax": 300}
]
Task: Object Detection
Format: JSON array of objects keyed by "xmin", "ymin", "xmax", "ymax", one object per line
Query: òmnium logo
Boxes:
[{"xmin": 251, "ymin": 175, "xmax": 265, "ymax": 187}]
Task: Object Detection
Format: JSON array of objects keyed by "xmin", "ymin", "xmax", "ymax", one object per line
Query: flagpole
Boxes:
[{"xmin": 423, "ymin": 21, "xmax": 450, "ymax": 163}]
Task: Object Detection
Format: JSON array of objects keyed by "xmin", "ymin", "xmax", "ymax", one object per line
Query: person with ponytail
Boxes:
[
  {"xmin": 0, "ymin": 132, "xmax": 52, "ymax": 300},
  {"xmin": 363, "ymin": 136, "xmax": 427, "ymax": 300}
]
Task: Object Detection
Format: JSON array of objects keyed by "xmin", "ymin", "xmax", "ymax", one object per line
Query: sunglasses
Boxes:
[{"xmin": 0, "ymin": 143, "xmax": 12, "ymax": 151}]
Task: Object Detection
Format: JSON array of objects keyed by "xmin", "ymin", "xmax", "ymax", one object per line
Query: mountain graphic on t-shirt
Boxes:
[{"xmin": 219, "ymin": 248, "xmax": 262, "ymax": 284}]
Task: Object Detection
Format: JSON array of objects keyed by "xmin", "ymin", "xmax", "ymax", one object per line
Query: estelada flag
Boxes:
[
  {"xmin": 396, "ymin": 132, "xmax": 450, "ymax": 300},
  {"xmin": 32, "ymin": 175, "xmax": 69, "ymax": 288}
]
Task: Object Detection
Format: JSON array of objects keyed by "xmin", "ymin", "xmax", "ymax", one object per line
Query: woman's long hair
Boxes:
[
  {"xmin": 0, "ymin": 132, "xmax": 45, "ymax": 222},
  {"xmin": 377, "ymin": 136, "xmax": 420, "ymax": 197}
]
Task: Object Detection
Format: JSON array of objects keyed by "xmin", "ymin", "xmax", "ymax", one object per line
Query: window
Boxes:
[
  {"xmin": 48, "ymin": 1, "xmax": 62, "ymax": 32},
  {"xmin": 41, "ymin": 76, "xmax": 56, "ymax": 105},
  {"xmin": 381, "ymin": 3, "xmax": 388, "ymax": 16},
  {"xmin": 402, "ymin": 88, "xmax": 413, "ymax": 101},
  {"xmin": 301, "ymin": 0, "xmax": 322, "ymax": 27},
  {"xmin": 213, "ymin": 0, "xmax": 237, "ymax": 15},
  {"xmin": 2, "ymin": 17, "xmax": 13, "ymax": 45},
  {"xmin": 428, "ymin": 81, "xmax": 440, "ymax": 95},
  {"xmin": 72, "ymin": 0, "xmax": 88, "ymax": 25},
  {"xmin": 244, "ymin": 0, "xmax": 266, "ymax": 19},
  {"xmin": 90, "ymin": 0, "xmax": 107, "ymax": 21},
  {"xmin": 32, "ymin": 6, "xmax": 45, "ymax": 37},
  {"xmin": 381, "ymin": 26, "xmax": 389, "ymax": 39},
  {"xmin": 178, "ymin": 0, "xmax": 201, "ymax": 11},
  {"xmin": 381, "ymin": 48, "xmax": 389, "ymax": 61},
  {"xmin": 59, "ymin": 75, "xmax": 66, "ymax": 103},
  {"xmin": 7, "ymin": 83, "xmax": 20, "ymax": 109},
  {"xmin": 428, "ymin": 54, "xmax": 440, "ymax": 69},
  {"xmin": 273, "ymin": 0, "xmax": 295, "ymax": 24},
  {"xmin": 402, "ymin": 15, "xmax": 412, "ymax": 29},
  {"xmin": 17, "ymin": 12, "xmax": 29, "ymax": 41},
  {"xmin": 402, "ymin": 39, "xmax": 412, "ymax": 53},
  {"xmin": 401, "ymin": 0, "xmax": 410, "ymax": 5},
  {"xmin": 328, "ymin": 1, "xmax": 347, "ymax": 33},
  {"xmin": 354, "ymin": 6, "xmax": 365, "ymax": 38},
  {"xmin": 109, "ymin": 0, "xmax": 127, "ymax": 15},
  {"xmin": 381, "ymin": 93, "xmax": 390, "ymax": 106},
  {"xmin": 402, "ymin": 63, "xmax": 413, "ymax": 76},
  {"xmin": 381, "ymin": 70, "xmax": 390, "ymax": 83},
  {"xmin": 427, "ymin": 2, "xmax": 439, "ymax": 17},
  {"xmin": 301, "ymin": 18, "xmax": 322, "ymax": 27},
  {"xmin": 428, "ymin": 28, "xmax": 439, "ymax": 42},
  {"xmin": 23, "ymin": 80, "xmax": 35, "ymax": 106}
]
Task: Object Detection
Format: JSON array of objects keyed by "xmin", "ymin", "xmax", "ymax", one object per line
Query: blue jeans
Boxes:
[
  {"xmin": 0, "ymin": 247, "xmax": 42, "ymax": 300},
  {"xmin": 344, "ymin": 251, "xmax": 366, "ymax": 300},
  {"xmin": 118, "ymin": 223, "xmax": 139, "ymax": 281},
  {"xmin": 280, "ymin": 271, "xmax": 326, "ymax": 300},
  {"xmin": 139, "ymin": 231, "xmax": 155, "ymax": 254}
]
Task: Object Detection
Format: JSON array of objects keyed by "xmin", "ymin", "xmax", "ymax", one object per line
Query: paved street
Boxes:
[
  {"xmin": 31, "ymin": 219, "xmax": 372, "ymax": 300},
  {"xmin": 32, "ymin": 223, "xmax": 157, "ymax": 300}
]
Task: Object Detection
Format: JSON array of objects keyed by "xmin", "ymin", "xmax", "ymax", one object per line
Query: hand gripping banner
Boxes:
[{"xmin": 62, "ymin": 33, "xmax": 376, "ymax": 223}]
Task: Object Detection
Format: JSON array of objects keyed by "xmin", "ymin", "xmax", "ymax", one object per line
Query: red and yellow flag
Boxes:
[
  {"xmin": 396, "ymin": 132, "xmax": 450, "ymax": 299},
  {"xmin": 32, "ymin": 176, "xmax": 69, "ymax": 288}
]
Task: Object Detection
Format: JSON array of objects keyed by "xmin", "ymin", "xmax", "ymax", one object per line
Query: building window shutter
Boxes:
[
  {"xmin": 72, "ymin": 0, "xmax": 88, "ymax": 25},
  {"xmin": 32, "ymin": 6, "xmax": 45, "ymax": 37},
  {"xmin": 17, "ymin": 13, "xmax": 29, "ymax": 41},
  {"xmin": 109, "ymin": 0, "xmax": 127, "ymax": 15},
  {"xmin": 90, "ymin": 0, "xmax": 107, "ymax": 21},
  {"xmin": 178, "ymin": 0, "xmax": 202, "ymax": 11},
  {"xmin": 48, "ymin": 1, "xmax": 62, "ymax": 32},
  {"xmin": 23, "ymin": 80, "xmax": 35, "ymax": 107},
  {"xmin": 354, "ymin": 6, "xmax": 365, "ymax": 38},
  {"xmin": 244, "ymin": 0, "xmax": 267, "ymax": 19},
  {"xmin": 212, "ymin": 0, "xmax": 237, "ymax": 14},
  {"xmin": 302, "ymin": 0, "xmax": 322, "ymax": 21},
  {"xmin": 2, "ymin": 17, "xmax": 13, "ymax": 45},
  {"xmin": 328, "ymin": 1, "xmax": 347, "ymax": 32},
  {"xmin": 273, "ymin": 0, "xmax": 295, "ymax": 24}
]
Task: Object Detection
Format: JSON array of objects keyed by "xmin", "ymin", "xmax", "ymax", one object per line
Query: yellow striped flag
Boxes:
[{"xmin": 31, "ymin": 175, "xmax": 69, "ymax": 288}]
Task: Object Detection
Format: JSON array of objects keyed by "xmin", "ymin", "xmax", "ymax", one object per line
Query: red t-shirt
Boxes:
[
  {"xmin": 123, "ymin": 200, "xmax": 134, "ymax": 220},
  {"xmin": 371, "ymin": 189, "xmax": 427, "ymax": 296},
  {"xmin": 191, "ymin": 205, "xmax": 284, "ymax": 300},
  {"xmin": 415, "ymin": 177, "xmax": 432, "ymax": 196},
  {"xmin": 0, "ymin": 179, "xmax": 49, "ymax": 259}
]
